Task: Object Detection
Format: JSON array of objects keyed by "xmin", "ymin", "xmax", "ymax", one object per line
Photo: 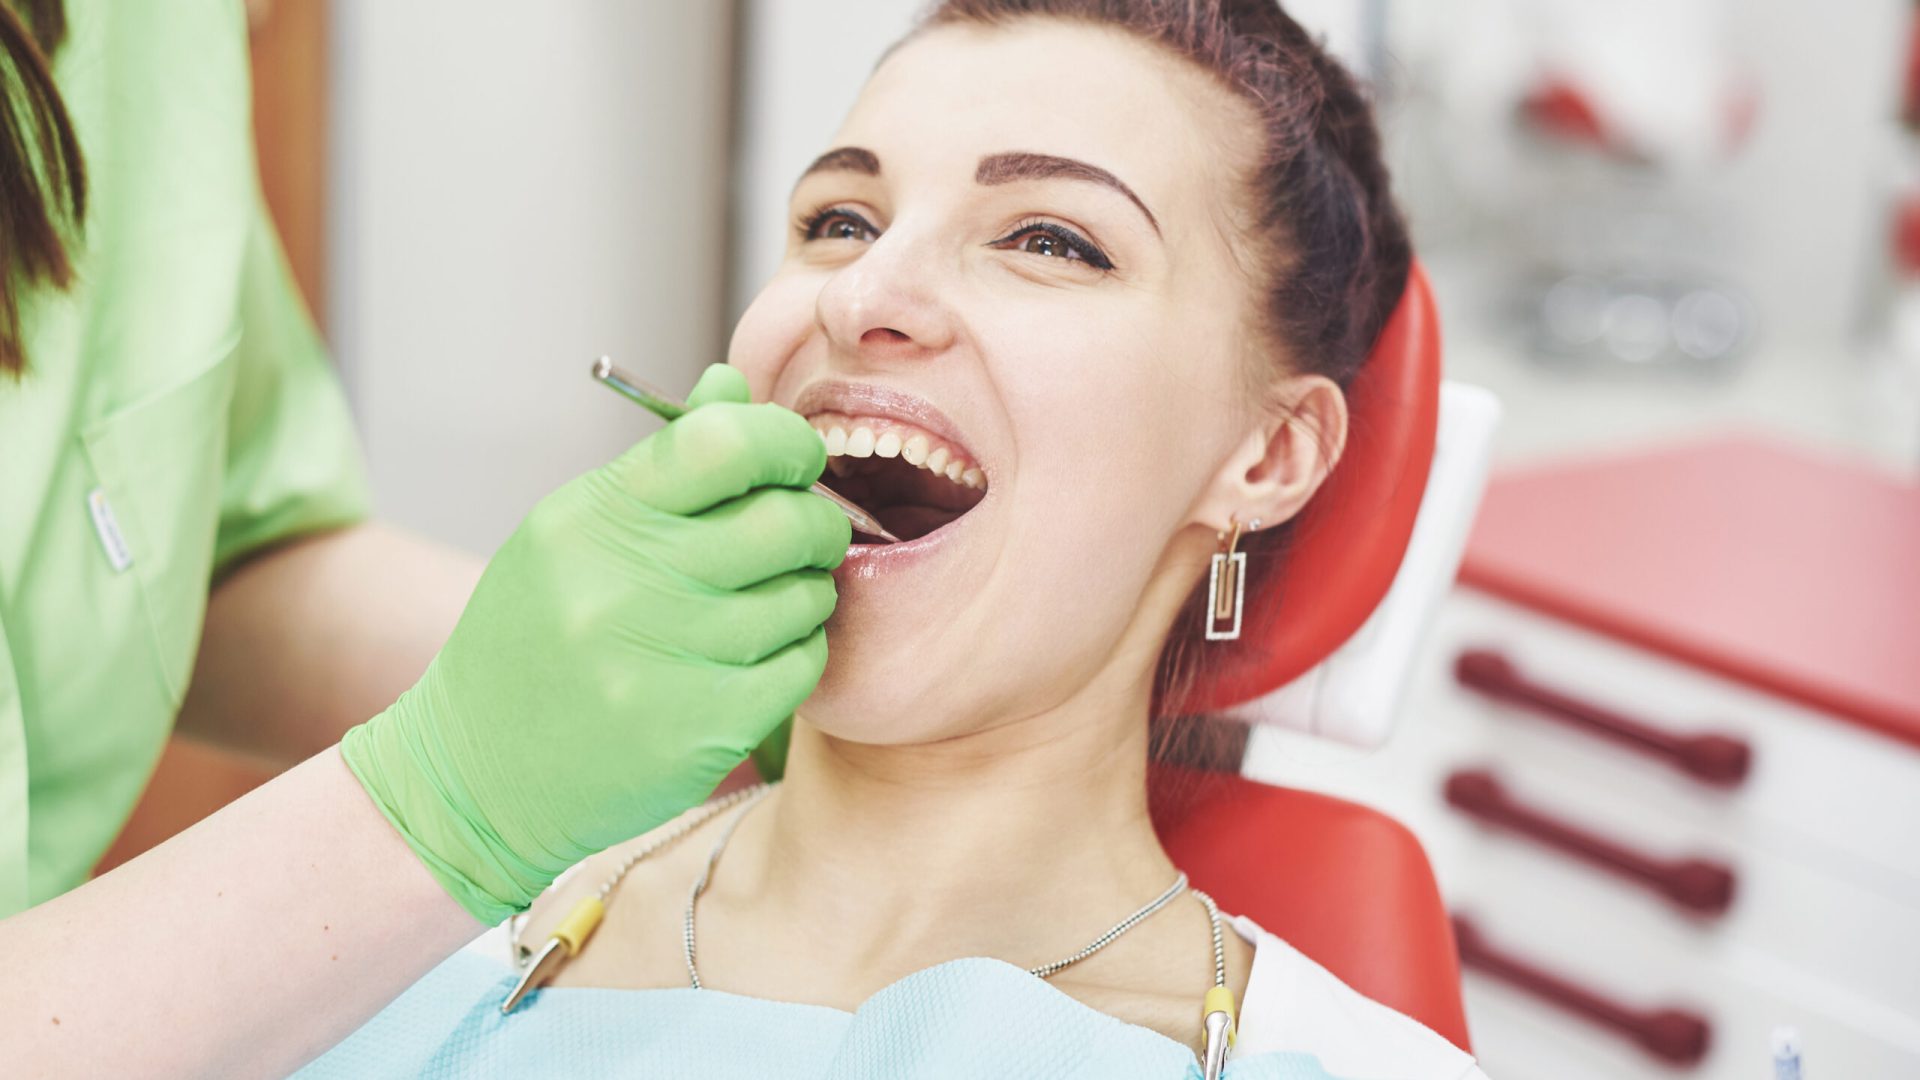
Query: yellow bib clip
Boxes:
[{"xmin": 1200, "ymin": 984, "xmax": 1238, "ymax": 1079}]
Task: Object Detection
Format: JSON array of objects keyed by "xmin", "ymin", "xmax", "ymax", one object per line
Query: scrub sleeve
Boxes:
[{"xmin": 0, "ymin": 0, "xmax": 369, "ymax": 917}]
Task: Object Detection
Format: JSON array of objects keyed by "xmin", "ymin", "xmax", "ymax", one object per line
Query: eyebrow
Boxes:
[
  {"xmin": 798, "ymin": 146, "xmax": 881, "ymax": 181},
  {"xmin": 975, "ymin": 151, "xmax": 1159, "ymax": 235},
  {"xmin": 795, "ymin": 146, "xmax": 1160, "ymax": 236}
]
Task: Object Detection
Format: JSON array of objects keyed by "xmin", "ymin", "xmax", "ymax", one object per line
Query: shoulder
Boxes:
[{"xmin": 1231, "ymin": 916, "xmax": 1487, "ymax": 1080}]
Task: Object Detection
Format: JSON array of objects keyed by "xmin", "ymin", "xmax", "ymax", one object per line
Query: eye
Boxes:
[
  {"xmin": 1017, "ymin": 233, "xmax": 1071, "ymax": 259},
  {"xmin": 800, "ymin": 207, "xmax": 880, "ymax": 243},
  {"xmin": 992, "ymin": 220, "xmax": 1113, "ymax": 271}
]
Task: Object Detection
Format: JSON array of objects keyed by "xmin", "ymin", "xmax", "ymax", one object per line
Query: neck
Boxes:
[
  {"xmin": 707, "ymin": 526, "xmax": 1218, "ymax": 979},
  {"xmin": 713, "ymin": 669, "xmax": 1175, "ymax": 978}
]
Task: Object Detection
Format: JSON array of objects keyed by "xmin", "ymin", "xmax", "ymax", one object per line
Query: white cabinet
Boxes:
[{"xmin": 1244, "ymin": 589, "xmax": 1920, "ymax": 1079}]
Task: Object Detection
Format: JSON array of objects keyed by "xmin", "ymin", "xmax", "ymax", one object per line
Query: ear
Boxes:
[{"xmin": 1190, "ymin": 375, "xmax": 1348, "ymax": 533}]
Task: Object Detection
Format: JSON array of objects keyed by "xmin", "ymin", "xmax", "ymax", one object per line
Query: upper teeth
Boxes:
[{"xmin": 808, "ymin": 414, "xmax": 986, "ymax": 490}]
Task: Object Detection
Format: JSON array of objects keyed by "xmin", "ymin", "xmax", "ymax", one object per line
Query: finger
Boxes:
[
  {"xmin": 663, "ymin": 487, "xmax": 850, "ymax": 589},
  {"xmin": 685, "ymin": 363, "xmax": 751, "ymax": 409},
  {"xmin": 665, "ymin": 570, "xmax": 837, "ymax": 665},
  {"xmin": 619, "ymin": 402, "xmax": 827, "ymax": 515},
  {"xmin": 711, "ymin": 626, "xmax": 829, "ymax": 729}
]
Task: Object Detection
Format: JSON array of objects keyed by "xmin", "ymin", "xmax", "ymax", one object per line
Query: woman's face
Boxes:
[{"xmin": 729, "ymin": 20, "xmax": 1290, "ymax": 743}]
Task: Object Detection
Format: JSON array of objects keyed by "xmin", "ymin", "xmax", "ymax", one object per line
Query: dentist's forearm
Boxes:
[
  {"xmin": 0, "ymin": 749, "xmax": 478, "ymax": 1079},
  {"xmin": 178, "ymin": 522, "xmax": 483, "ymax": 763}
]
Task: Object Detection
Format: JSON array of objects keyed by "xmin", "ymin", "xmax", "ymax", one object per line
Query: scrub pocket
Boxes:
[{"xmin": 80, "ymin": 340, "xmax": 240, "ymax": 707}]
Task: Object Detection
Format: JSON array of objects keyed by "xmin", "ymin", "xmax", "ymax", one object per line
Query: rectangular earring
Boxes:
[{"xmin": 1206, "ymin": 520, "xmax": 1247, "ymax": 641}]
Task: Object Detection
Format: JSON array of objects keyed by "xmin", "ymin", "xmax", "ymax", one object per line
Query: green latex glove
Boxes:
[{"xmin": 342, "ymin": 364, "xmax": 847, "ymax": 924}]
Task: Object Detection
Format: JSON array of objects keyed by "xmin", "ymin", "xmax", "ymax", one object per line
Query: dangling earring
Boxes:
[{"xmin": 1206, "ymin": 516, "xmax": 1259, "ymax": 641}]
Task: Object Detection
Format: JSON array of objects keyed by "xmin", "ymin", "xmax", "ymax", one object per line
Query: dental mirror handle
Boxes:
[{"xmin": 591, "ymin": 357, "xmax": 901, "ymax": 544}]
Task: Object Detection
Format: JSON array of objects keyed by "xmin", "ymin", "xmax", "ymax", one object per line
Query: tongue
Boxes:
[{"xmin": 870, "ymin": 504, "xmax": 963, "ymax": 542}]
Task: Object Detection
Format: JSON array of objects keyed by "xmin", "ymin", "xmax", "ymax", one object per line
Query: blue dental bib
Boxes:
[{"xmin": 296, "ymin": 949, "xmax": 1351, "ymax": 1079}]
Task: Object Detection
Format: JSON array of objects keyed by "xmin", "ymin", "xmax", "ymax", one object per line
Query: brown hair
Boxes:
[
  {"xmin": 0, "ymin": 0, "xmax": 84, "ymax": 377},
  {"xmin": 913, "ymin": 0, "xmax": 1411, "ymax": 760}
]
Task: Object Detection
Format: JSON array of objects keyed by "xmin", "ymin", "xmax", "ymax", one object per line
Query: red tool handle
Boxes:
[
  {"xmin": 1444, "ymin": 768, "xmax": 1737, "ymax": 915},
  {"xmin": 1453, "ymin": 914, "xmax": 1713, "ymax": 1068},
  {"xmin": 1454, "ymin": 649, "xmax": 1753, "ymax": 787}
]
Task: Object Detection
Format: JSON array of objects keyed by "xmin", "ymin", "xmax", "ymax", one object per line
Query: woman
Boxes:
[
  {"xmin": 297, "ymin": 3, "xmax": 1489, "ymax": 1077},
  {"xmin": 3, "ymin": 2, "xmax": 842, "ymax": 1072}
]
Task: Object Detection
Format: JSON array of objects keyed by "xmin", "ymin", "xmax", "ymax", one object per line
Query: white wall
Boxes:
[
  {"xmin": 330, "ymin": 2, "xmax": 736, "ymax": 552},
  {"xmin": 1718, "ymin": 0, "xmax": 1905, "ymax": 348},
  {"xmin": 729, "ymin": 0, "xmax": 921, "ymax": 318}
]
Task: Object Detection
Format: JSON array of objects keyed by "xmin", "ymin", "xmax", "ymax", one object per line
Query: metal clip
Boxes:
[
  {"xmin": 501, "ymin": 936, "xmax": 569, "ymax": 1015},
  {"xmin": 499, "ymin": 896, "xmax": 606, "ymax": 1015}
]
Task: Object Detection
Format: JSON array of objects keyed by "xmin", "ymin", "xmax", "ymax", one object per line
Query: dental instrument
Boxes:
[{"xmin": 591, "ymin": 357, "xmax": 901, "ymax": 544}]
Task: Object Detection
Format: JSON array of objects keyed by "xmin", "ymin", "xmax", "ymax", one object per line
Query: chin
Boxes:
[{"xmin": 799, "ymin": 632, "xmax": 940, "ymax": 746}]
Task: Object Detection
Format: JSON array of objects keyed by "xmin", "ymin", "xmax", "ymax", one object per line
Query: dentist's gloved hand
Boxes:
[{"xmin": 341, "ymin": 364, "xmax": 847, "ymax": 924}]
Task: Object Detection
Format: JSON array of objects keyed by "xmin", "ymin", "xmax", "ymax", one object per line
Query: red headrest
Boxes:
[{"xmin": 1173, "ymin": 261, "xmax": 1442, "ymax": 713}]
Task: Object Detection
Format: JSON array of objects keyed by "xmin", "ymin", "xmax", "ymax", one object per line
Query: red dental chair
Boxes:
[{"xmin": 1152, "ymin": 262, "xmax": 1475, "ymax": 1051}]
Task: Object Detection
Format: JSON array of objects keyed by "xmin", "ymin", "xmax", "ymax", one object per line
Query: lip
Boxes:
[
  {"xmin": 836, "ymin": 493, "xmax": 979, "ymax": 579},
  {"xmin": 791, "ymin": 381, "xmax": 991, "ymax": 576},
  {"xmin": 792, "ymin": 381, "xmax": 984, "ymax": 474}
]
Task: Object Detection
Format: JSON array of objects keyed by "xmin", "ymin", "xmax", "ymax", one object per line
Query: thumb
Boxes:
[{"xmin": 685, "ymin": 363, "xmax": 751, "ymax": 409}]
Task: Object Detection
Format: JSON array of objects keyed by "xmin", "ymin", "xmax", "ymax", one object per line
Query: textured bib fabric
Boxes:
[{"xmin": 294, "ymin": 949, "xmax": 1350, "ymax": 1079}]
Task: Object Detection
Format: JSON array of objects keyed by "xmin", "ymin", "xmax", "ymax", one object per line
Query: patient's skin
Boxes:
[{"xmin": 536, "ymin": 19, "xmax": 1350, "ymax": 1050}]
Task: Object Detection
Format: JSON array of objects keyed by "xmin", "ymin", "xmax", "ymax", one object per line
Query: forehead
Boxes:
[{"xmin": 828, "ymin": 20, "xmax": 1254, "ymax": 222}]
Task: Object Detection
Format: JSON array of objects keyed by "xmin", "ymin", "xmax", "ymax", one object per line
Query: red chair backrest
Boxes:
[{"xmin": 1152, "ymin": 767, "xmax": 1472, "ymax": 1051}]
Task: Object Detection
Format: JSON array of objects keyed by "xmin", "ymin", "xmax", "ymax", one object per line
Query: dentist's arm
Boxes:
[
  {"xmin": 0, "ymin": 365, "xmax": 848, "ymax": 1077},
  {"xmin": 176, "ymin": 522, "xmax": 482, "ymax": 765},
  {"xmin": 4, "ymin": 750, "xmax": 476, "ymax": 1079}
]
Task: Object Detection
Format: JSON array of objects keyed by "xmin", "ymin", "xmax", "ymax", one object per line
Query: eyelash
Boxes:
[
  {"xmin": 994, "ymin": 218, "xmax": 1114, "ymax": 271},
  {"xmin": 795, "ymin": 206, "xmax": 1115, "ymax": 272},
  {"xmin": 797, "ymin": 206, "xmax": 879, "ymax": 244}
]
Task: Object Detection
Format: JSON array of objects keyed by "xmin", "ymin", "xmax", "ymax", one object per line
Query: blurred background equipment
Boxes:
[
  {"xmin": 1250, "ymin": 432, "xmax": 1920, "ymax": 1078},
  {"xmin": 104, "ymin": 3, "xmax": 1920, "ymax": 1077}
]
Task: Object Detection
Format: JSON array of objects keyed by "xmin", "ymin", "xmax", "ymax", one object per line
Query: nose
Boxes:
[{"xmin": 814, "ymin": 226, "xmax": 957, "ymax": 365}]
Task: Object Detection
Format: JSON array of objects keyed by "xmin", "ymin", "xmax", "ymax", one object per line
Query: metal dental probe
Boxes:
[{"xmin": 591, "ymin": 357, "xmax": 902, "ymax": 544}]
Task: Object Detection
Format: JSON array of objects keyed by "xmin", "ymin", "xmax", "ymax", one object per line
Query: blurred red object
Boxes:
[
  {"xmin": 1519, "ymin": 71, "xmax": 1759, "ymax": 163},
  {"xmin": 1894, "ymin": 195, "xmax": 1920, "ymax": 277},
  {"xmin": 1522, "ymin": 77, "xmax": 1613, "ymax": 151}
]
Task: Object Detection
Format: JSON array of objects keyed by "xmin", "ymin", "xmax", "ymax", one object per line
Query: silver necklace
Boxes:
[
  {"xmin": 504, "ymin": 780, "xmax": 1238, "ymax": 1076},
  {"xmin": 680, "ymin": 783, "xmax": 1222, "ymax": 990}
]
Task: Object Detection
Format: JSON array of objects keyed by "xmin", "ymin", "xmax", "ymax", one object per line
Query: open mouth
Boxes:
[{"xmin": 807, "ymin": 413, "xmax": 988, "ymax": 543}]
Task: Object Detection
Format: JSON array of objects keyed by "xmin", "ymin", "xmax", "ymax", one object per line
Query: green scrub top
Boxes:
[{"xmin": 0, "ymin": 0, "xmax": 369, "ymax": 917}]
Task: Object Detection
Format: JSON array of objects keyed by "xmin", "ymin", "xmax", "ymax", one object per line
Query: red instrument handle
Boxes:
[
  {"xmin": 1444, "ymin": 768, "xmax": 1737, "ymax": 915},
  {"xmin": 1453, "ymin": 914, "xmax": 1713, "ymax": 1068},
  {"xmin": 1454, "ymin": 649, "xmax": 1753, "ymax": 787}
]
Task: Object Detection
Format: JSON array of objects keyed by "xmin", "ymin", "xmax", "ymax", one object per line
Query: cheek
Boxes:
[
  {"xmin": 967, "ymin": 315, "xmax": 1224, "ymax": 674},
  {"xmin": 727, "ymin": 272, "xmax": 823, "ymax": 399},
  {"xmin": 995, "ymin": 300, "xmax": 1226, "ymax": 535}
]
